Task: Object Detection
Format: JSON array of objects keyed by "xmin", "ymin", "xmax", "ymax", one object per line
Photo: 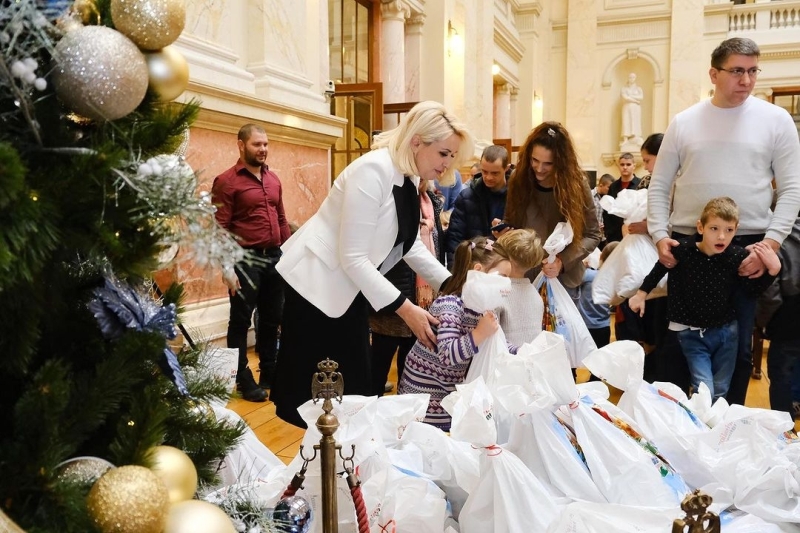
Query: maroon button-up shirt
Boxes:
[{"xmin": 212, "ymin": 160, "xmax": 291, "ymax": 249}]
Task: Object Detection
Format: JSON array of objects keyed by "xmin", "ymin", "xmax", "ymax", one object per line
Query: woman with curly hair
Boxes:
[{"xmin": 504, "ymin": 122, "xmax": 602, "ymax": 288}]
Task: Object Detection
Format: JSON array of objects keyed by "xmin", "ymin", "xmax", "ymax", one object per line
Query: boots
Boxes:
[{"xmin": 237, "ymin": 367, "xmax": 267, "ymax": 402}]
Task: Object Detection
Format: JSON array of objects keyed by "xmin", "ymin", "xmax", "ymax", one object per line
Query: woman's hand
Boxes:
[
  {"xmin": 542, "ymin": 256, "xmax": 563, "ymax": 278},
  {"xmin": 471, "ymin": 311, "xmax": 499, "ymax": 346},
  {"xmin": 396, "ymin": 299, "xmax": 439, "ymax": 350}
]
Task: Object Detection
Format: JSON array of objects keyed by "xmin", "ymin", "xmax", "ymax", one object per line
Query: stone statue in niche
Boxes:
[{"xmin": 620, "ymin": 72, "xmax": 644, "ymax": 150}]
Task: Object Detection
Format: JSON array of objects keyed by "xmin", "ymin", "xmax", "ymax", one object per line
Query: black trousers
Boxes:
[{"xmin": 227, "ymin": 251, "xmax": 283, "ymax": 387}]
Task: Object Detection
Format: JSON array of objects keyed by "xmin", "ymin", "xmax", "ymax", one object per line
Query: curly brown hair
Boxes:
[{"xmin": 505, "ymin": 121, "xmax": 590, "ymax": 239}]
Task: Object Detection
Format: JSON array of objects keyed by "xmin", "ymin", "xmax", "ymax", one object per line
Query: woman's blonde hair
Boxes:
[
  {"xmin": 496, "ymin": 229, "xmax": 544, "ymax": 270},
  {"xmin": 372, "ymin": 101, "xmax": 474, "ymax": 187}
]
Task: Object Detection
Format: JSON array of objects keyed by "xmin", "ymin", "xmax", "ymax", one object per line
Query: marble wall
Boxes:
[{"xmin": 167, "ymin": 0, "xmax": 344, "ymax": 339}]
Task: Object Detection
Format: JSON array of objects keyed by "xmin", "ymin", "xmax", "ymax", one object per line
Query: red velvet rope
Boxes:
[
  {"xmin": 281, "ymin": 483, "xmax": 298, "ymax": 500},
  {"xmin": 350, "ymin": 483, "xmax": 370, "ymax": 533}
]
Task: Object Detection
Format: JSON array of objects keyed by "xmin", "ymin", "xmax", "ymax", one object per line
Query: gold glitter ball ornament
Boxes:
[
  {"xmin": 147, "ymin": 445, "xmax": 198, "ymax": 503},
  {"xmin": 52, "ymin": 26, "xmax": 148, "ymax": 121},
  {"xmin": 164, "ymin": 500, "xmax": 237, "ymax": 533},
  {"xmin": 86, "ymin": 465, "xmax": 169, "ymax": 533},
  {"xmin": 145, "ymin": 45, "xmax": 189, "ymax": 102},
  {"xmin": 111, "ymin": 0, "xmax": 186, "ymax": 51},
  {"xmin": 55, "ymin": 456, "xmax": 115, "ymax": 488}
]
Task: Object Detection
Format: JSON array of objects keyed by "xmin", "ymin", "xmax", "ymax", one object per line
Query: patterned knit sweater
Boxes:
[
  {"xmin": 397, "ymin": 294, "xmax": 481, "ymax": 431},
  {"xmin": 494, "ymin": 277, "xmax": 544, "ymax": 346}
]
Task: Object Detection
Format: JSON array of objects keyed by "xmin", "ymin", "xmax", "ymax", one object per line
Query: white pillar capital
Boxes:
[
  {"xmin": 407, "ymin": 13, "xmax": 426, "ymax": 31},
  {"xmin": 380, "ymin": 0, "xmax": 410, "ymax": 22}
]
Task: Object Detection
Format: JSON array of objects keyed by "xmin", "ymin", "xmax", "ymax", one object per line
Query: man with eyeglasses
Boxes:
[{"xmin": 647, "ymin": 37, "xmax": 800, "ymax": 405}]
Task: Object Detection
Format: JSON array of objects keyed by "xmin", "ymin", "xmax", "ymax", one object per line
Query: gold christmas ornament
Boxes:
[
  {"xmin": 148, "ymin": 445, "xmax": 198, "ymax": 503},
  {"xmin": 164, "ymin": 500, "xmax": 237, "ymax": 533},
  {"xmin": 52, "ymin": 26, "xmax": 149, "ymax": 121},
  {"xmin": 145, "ymin": 46, "xmax": 189, "ymax": 102},
  {"xmin": 55, "ymin": 456, "xmax": 115, "ymax": 488},
  {"xmin": 110, "ymin": 0, "xmax": 186, "ymax": 51},
  {"xmin": 187, "ymin": 398, "xmax": 216, "ymax": 421},
  {"xmin": 86, "ymin": 465, "xmax": 169, "ymax": 533},
  {"xmin": 72, "ymin": 0, "xmax": 101, "ymax": 25}
]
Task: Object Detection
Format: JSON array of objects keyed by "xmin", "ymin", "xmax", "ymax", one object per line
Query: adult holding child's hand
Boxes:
[{"xmin": 272, "ymin": 101, "xmax": 474, "ymax": 427}]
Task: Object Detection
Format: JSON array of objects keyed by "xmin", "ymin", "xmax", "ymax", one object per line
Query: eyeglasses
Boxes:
[{"xmin": 716, "ymin": 67, "xmax": 761, "ymax": 79}]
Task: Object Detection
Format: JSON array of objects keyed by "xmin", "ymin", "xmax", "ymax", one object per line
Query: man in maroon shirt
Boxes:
[{"xmin": 212, "ymin": 124, "xmax": 292, "ymax": 402}]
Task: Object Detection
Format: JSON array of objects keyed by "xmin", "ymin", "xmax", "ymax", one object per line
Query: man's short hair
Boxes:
[
  {"xmin": 619, "ymin": 152, "xmax": 634, "ymax": 162},
  {"xmin": 711, "ymin": 38, "xmax": 760, "ymax": 69},
  {"xmin": 238, "ymin": 124, "xmax": 266, "ymax": 142},
  {"xmin": 598, "ymin": 174, "xmax": 615, "ymax": 186},
  {"xmin": 481, "ymin": 145, "xmax": 509, "ymax": 168}
]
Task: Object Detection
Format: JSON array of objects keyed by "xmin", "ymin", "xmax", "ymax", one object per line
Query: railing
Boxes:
[{"xmin": 727, "ymin": 0, "xmax": 800, "ymax": 32}]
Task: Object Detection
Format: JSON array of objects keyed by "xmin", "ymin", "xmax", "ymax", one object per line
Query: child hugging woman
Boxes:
[{"xmin": 398, "ymin": 236, "xmax": 514, "ymax": 431}]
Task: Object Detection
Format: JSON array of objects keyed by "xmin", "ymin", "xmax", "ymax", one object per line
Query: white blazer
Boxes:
[{"xmin": 276, "ymin": 148, "xmax": 451, "ymax": 318}]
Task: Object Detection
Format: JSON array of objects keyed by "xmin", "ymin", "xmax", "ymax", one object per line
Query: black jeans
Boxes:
[{"xmin": 227, "ymin": 250, "xmax": 284, "ymax": 386}]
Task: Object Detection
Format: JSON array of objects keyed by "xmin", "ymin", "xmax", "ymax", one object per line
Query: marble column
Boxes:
[
  {"xmin": 405, "ymin": 13, "xmax": 425, "ymax": 103},
  {"xmin": 381, "ymin": 0, "xmax": 410, "ymax": 130},
  {"xmin": 494, "ymin": 83, "xmax": 512, "ymax": 140},
  {"xmin": 509, "ymin": 86, "xmax": 519, "ymax": 145},
  {"xmin": 667, "ymin": 0, "xmax": 705, "ymax": 118},
  {"xmin": 565, "ymin": 0, "xmax": 598, "ymax": 165}
]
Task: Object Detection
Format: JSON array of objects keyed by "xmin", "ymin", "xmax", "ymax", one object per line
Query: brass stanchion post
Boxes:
[{"xmin": 310, "ymin": 358, "xmax": 344, "ymax": 533}]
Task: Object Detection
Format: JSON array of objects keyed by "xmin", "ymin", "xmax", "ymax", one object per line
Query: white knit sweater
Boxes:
[{"xmin": 495, "ymin": 277, "xmax": 545, "ymax": 346}]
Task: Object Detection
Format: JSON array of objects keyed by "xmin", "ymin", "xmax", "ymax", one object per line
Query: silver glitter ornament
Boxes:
[
  {"xmin": 111, "ymin": 0, "xmax": 186, "ymax": 51},
  {"xmin": 55, "ymin": 456, "xmax": 116, "ymax": 488},
  {"xmin": 271, "ymin": 495, "xmax": 313, "ymax": 533},
  {"xmin": 52, "ymin": 26, "xmax": 148, "ymax": 121}
]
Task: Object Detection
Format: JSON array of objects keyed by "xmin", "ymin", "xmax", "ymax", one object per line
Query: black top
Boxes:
[{"xmin": 639, "ymin": 235, "xmax": 778, "ymax": 329}]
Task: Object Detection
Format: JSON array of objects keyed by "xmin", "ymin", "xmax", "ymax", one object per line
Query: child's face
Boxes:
[
  {"xmin": 696, "ymin": 215, "xmax": 737, "ymax": 256},
  {"xmin": 486, "ymin": 260, "xmax": 512, "ymax": 277}
]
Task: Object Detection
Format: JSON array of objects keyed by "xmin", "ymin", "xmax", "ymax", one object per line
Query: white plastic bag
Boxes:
[
  {"xmin": 443, "ymin": 378, "xmax": 560, "ymax": 533},
  {"xmin": 592, "ymin": 234, "xmax": 667, "ymax": 306},
  {"xmin": 599, "ymin": 188, "xmax": 648, "ymax": 224},
  {"xmin": 568, "ymin": 394, "xmax": 690, "ymax": 508},
  {"xmin": 461, "ymin": 269, "xmax": 511, "ymax": 312},
  {"xmin": 543, "ymin": 221, "xmax": 574, "ymax": 263},
  {"xmin": 199, "ymin": 346, "xmax": 238, "ymax": 394},
  {"xmin": 534, "ymin": 273, "xmax": 597, "ymax": 368}
]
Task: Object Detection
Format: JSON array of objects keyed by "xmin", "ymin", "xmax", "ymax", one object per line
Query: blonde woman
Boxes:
[{"xmin": 273, "ymin": 101, "xmax": 474, "ymax": 427}]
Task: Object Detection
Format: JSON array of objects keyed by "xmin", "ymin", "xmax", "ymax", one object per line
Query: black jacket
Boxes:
[
  {"xmin": 602, "ymin": 175, "xmax": 641, "ymax": 243},
  {"xmin": 372, "ymin": 190, "xmax": 446, "ymax": 314},
  {"xmin": 446, "ymin": 175, "xmax": 507, "ymax": 266}
]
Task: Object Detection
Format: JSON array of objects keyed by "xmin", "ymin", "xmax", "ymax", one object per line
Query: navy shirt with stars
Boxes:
[{"xmin": 639, "ymin": 235, "xmax": 778, "ymax": 329}]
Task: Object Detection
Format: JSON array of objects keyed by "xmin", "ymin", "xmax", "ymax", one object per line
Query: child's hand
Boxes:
[
  {"xmin": 472, "ymin": 310, "xmax": 499, "ymax": 345},
  {"xmin": 628, "ymin": 290, "xmax": 647, "ymax": 317},
  {"xmin": 752, "ymin": 241, "xmax": 781, "ymax": 276}
]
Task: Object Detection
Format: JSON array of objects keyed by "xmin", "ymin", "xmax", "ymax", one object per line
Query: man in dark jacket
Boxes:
[
  {"xmin": 446, "ymin": 145, "xmax": 510, "ymax": 266},
  {"xmin": 602, "ymin": 152, "xmax": 641, "ymax": 243}
]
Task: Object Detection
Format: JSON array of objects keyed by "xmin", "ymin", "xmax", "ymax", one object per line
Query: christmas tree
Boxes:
[{"xmin": 0, "ymin": 1, "xmax": 258, "ymax": 530}]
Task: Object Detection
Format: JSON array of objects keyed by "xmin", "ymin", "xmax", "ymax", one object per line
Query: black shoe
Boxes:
[{"xmin": 239, "ymin": 385, "xmax": 267, "ymax": 402}]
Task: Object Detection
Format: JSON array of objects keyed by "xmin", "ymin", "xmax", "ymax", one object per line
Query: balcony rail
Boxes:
[{"xmin": 725, "ymin": 0, "xmax": 800, "ymax": 32}]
